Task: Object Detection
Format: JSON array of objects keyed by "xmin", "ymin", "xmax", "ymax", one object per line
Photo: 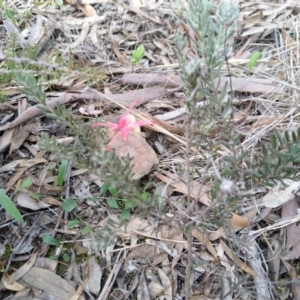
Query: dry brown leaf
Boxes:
[
  {"xmin": 148, "ymin": 281, "xmax": 165, "ymax": 299},
  {"xmin": 2, "ymin": 271, "xmax": 26, "ymax": 291},
  {"xmin": 70, "ymin": 284, "xmax": 85, "ymax": 300},
  {"xmin": 137, "ymin": 271, "xmax": 151, "ymax": 300},
  {"xmin": 42, "ymin": 196, "xmax": 62, "ymax": 206},
  {"xmin": 107, "ymin": 215, "xmax": 156, "ymax": 237},
  {"xmin": 251, "ymin": 116, "xmax": 278, "ymax": 130},
  {"xmin": 290, "ymin": 264, "xmax": 300, "ymax": 299},
  {"xmin": 282, "ymin": 27, "xmax": 299, "ymax": 56},
  {"xmin": 157, "ymin": 268, "xmax": 172, "ymax": 299},
  {"xmin": 5, "ymin": 167, "xmax": 27, "ymax": 193},
  {"xmin": 122, "ymin": 73, "xmax": 285, "ymax": 94},
  {"xmin": 70, "ymin": 261, "xmax": 90, "ymax": 300},
  {"xmin": 220, "ymin": 76, "xmax": 284, "ymax": 94},
  {"xmin": 155, "ymin": 171, "xmax": 211, "ymax": 206},
  {"xmin": 138, "ymin": 111, "xmax": 183, "ymax": 135},
  {"xmin": 0, "ymin": 87, "xmax": 171, "ymax": 131},
  {"xmin": 220, "ymin": 240, "xmax": 258, "ymax": 277},
  {"xmin": 233, "ymin": 102, "xmax": 251, "ymax": 125},
  {"xmin": 68, "ymin": 21, "xmax": 90, "ymax": 49},
  {"xmin": 153, "ymin": 252, "xmax": 169, "ymax": 266},
  {"xmin": 159, "ymin": 222, "xmax": 184, "ymax": 269},
  {"xmin": 282, "ymin": 197, "xmax": 300, "ymax": 260},
  {"xmin": 78, "ymin": 4, "xmax": 97, "ymax": 17},
  {"xmin": 34, "ymin": 257, "xmax": 58, "ymax": 272},
  {"xmin": 209, "ymin": 209, "xmax": 257, "ymax": 241},
  {"xmin": 0, "ymin": 102, "xmax": 18, "ymax": 113},
  {"xmin": 111, "ymin": 42, "xmax": 130, "ymax": 65},
  {"xmin": 86, "ymin": 256, "xmax": 102, "ymax": 295},
  {"xmin": 230, "ymin": 213, "xmax": 248, "ymax": 228},
  {"xmin": 16, "ymin": 192, "xmax": 50, "ymax": 210},
  {"xmin": 9, "ymin": 121, "xmax": 39, "ymax": 154},
  {"xmin": 146, "ymin": 239, "xmax": 177, "ymax": 258},
  {"xmin": 172, "ymin": 235, "xmax": 184, "ymax": 269},
  {"xmin": 0, "ymin": 128, "xmax": 15, "ymax": 153},
  {"xmin": 22, "ymin": 267, "xmax": 84, "ymax": 300},
  {"xmin": 262, "ymin": 179, "xmax": 300, "ymax": 208},
  {"xmin": 241, "ymin": 22, "xmax": 285, "ymax": 37},
  {"xmin": 267, "ymin": 234, "xmax": 281, "ymax": 282},
  {"xmin": 10, "ymin": 252, "xmax": 38, "ymax": 282},
  {"xmin": 191, "ymin": 229, "xmax": 217, "ymax": 258},
  {"xmin": 152, "ymin": 116, "xmax": 184, "ymax": 135},
  {"xmin": 0, "ymin": 158, "xmax": 46, "ymax": 173},
  {"xmin": 125, "ymin": 244, "xmax": 157, "ymax": 271},
  {"xmin": 110, "ymin": 130, "xmax": 158, "ymax": 180}
]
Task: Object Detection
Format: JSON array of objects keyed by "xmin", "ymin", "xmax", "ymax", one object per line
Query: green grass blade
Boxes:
[{"xmin": 0, "ymin": 189, "xmax": 24, "ymax": 223}]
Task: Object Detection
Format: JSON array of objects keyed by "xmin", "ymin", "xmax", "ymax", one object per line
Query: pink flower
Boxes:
[{"xmin": 92, "ymin": 99, "xmax": 154, "ymax": 151}]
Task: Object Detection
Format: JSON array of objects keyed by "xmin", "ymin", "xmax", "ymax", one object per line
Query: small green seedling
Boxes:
[
  {"xmin": 81, "ymin": 226, "xmax": 92, "ymax": 235},
  {"xmin": 248, "ymin": 51, "xmax": 262, "ymax": 71},
  {"xmin": 57, "ymin": 159, "xmax": 68, "ymax": 187},
  {"xmin": 67, "ymin": 220, "xmax": 81, "ymax": 229},
  {"xmin": 42, "ymin": 233, "xmax": 59, "ymax": 246},
  {"xmin": 99, "ymin": 182, "xmax": 135, "ymax": 220},
  {"xmin": 18, "ymin": 178, "xmax": 33, "ymax": 190},
  {"xmin": 131, "ymin": 45, "xmax": 145, "ymax": 64},
  {"xmin": 62, "ymin": 198, "xmax": 77, "ymax": 212}
]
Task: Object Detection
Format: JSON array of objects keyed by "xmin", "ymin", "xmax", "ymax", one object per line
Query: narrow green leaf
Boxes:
[
  {"xmin": 125, "ymin": 198, "xmax": 137, "ymax": 208},
  {"xmin": 32, "ymin": 193, "xmax": 42, "ymax": 200},
  {"xmin": 49, "ymin": 255, "xmax": 59, "ymax": 260},
  {"xmin": 57, "ymin": 160, "xmax": 68, "ymax": 187},
  {"xmin": 42, "ymin": 234, "xmax": 59, "ymax": 246},
  {"xmin": 67, "ymin": 220, "xmax": 81, "ymax": 229},
  {"xmin": 107, "ymin": 197, "xmax": 119, "ymax": 209},
  {"xmin": 0, "ymin": 189, "xmax": 24, "ymax": 223},
  {"xmin": 62, "ymin": 199, "xmax": 77, "ymax": 212},
  {"xmin": 284, "ymin": 131, "xmax": 290, "ymax": 143},
  {"xmin": 100, "ymin": 182, "xmax": 111, "ymax": 195},
  {"xmin": 108, "ymin": 186, "xmax": 118, "ymax": 196},
  {"xmin": 19, "ymin": 178, "xmax": 33, "ymax": 190},
  {"xmin": 121, "ymin": 209, "xmax": 130, "ymax": 221},
  {"xmin": 81, "ymin": 226, "xmax": 92, "ymax": 235},
  {"xmin": 62, "ymin": 253, "xmax": 70, "ymax": 262},
  {"xmin": 248, "ymin": 51, "xmax": 262, "ymax": 71},
  {"xmin": 270, "ymin": 135, "xmax": 277, "ymax": 151},
  {"xmin": 261, "ymin": 144, "xmax": 268, "ymax": 157},
  {"xmin": 86, "ymin": 196, "xmax": 98, "ymax": 202},
  {"xmin": 48, "ymin": 164, "xmax": 55, "ymax": 172}
]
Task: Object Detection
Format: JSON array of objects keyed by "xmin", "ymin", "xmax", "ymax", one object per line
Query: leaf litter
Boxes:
[{"xmin": 1, "ymin": 0, "xmax": 300, "ymax": 299}]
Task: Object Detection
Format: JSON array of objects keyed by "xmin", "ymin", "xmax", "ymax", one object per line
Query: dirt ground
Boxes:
[{"xmin": 1, "ymin": 0, "xmax": 300, "ymax": 299}]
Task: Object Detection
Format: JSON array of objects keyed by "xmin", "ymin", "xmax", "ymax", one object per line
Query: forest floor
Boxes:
[{"xmin": 1, "ymin": 0, "xmax": 300, "ymax": 299}]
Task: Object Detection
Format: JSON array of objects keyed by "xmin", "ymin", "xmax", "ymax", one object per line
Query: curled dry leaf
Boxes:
[
  {"xmin": 9, "ymin": 121, "xmax": 39, "ymax": 154},
  {"xmin": 16, "ymin": 193, "xmax": 50, "ymax": 210},
  {"xmin": 2, "ymin": 272, "xmax": 26, "ymax": 292},
  {"xmin": 157, "ymin": 268, "xmax": 172, "ymax": 299},
  {"xmin": 109, "ymin": 130, "xmax": 158, "ymax": 180},
  {"xmin": 79, "ymin": 105, "xmax": 102, "ymax": 115},
  {"xmin": 148, "ymin": 281, "xmax": 165, "ymax": 299},
  {"xmin": 262, "ymin": 179, "xmax": 300, "ymax": 208},
  {"xmin": 2, "ymin": 252, "xmax": 38, "ymax": 286},
  {"xmin": 22, "ymin": 267, "xmax": 85, "ymax": 300},
  {"xmin": 282, "ymin": 197, "xmax": 300, "ymax": 260},
  {"xmin": 0, "ymin": 128, "xmax": 15, "ymax": 153},
  {"xmin": 137, "ymin": 271, "xmax": 151, "ymax": 300},
  {"xmin": 86, "ymin": 256, "xmax": 102, "ymax": 295}
]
